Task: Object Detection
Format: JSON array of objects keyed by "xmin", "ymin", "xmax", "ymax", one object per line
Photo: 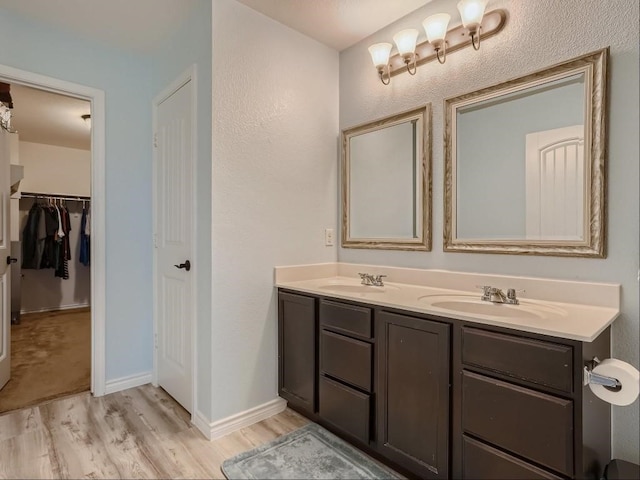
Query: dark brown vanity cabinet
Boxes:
[
  {"xmin": 319, "ymin": 299, "xmax": 374, "ymax": 444},
  {"xmin": 377, "ymin": 311, "xmax": 451, "ymax": 479},
  {"xmin": 278, "ymin": 292, "xmax": 317, "ymax": 416},
  {"xmin": 454, "ymin": 325, "xmax": 611, "ymax": 480},
  {"xmin": 277, "ymin": 289, "xmax": 612, "ymax": 480}
]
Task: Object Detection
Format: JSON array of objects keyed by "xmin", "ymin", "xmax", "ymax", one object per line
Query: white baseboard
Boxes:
[
  {"xmin": 207, "ymin": 397, "xmax": 287, "ymax": 440},
  {"xmin": 21, "ymin": 303, "xmax": 91, "ymax": 314},
  {"xmin": 192, "ymin": 409, "xmax": 213, "ymax": 440},
  {"xmin": 104, "ymin": 371, "xmax": 152, "ymax": 395}
]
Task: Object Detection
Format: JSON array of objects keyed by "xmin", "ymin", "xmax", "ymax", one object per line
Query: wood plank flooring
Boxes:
[{"xmin": 0, "ymin": 384, "xmax": 309, "ymax": 479}]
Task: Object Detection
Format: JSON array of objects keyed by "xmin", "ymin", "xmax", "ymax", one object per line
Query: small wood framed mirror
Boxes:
[{"xmin": 342, "ymin": 105, "xmax": 432, "ymax": 251}]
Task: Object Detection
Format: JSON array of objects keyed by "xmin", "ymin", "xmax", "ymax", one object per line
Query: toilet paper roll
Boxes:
[{"xmin": 589, "ymin": 358, "xmax": 640, "ymax": 406}]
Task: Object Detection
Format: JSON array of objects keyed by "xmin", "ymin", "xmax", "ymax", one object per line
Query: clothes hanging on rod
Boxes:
[
  {"xmin": 20, "ymin": 195, "xmax": 90, "ymax": 279},
  {"xmin": 79, "ymin": 204, "xmax": 90, "ymax": 267}
]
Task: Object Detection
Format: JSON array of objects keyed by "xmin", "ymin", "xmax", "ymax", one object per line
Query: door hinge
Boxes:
[
  {"xmin": 153, "ymin": 233, "xmax": 158, "ymax": 248},
  {"xmin": 153, "ymin": 133, "xmax": 158, "ymax": 148},
  {"xmin": 154, "ymin": 333, "xmax": 158, "ymax": 349}
]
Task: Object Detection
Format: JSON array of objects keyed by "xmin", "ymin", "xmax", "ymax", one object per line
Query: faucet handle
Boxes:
[
  {"xmin": 358, "ymin": 273, "xmax": 371, "ymax": 285},
  {"xmin": 478, "ymin": 285, "xmax": 492, "ymax": 300},
  {"xmin": 506, "ymin": 288, "xmax": 524, "ymax": 304},
  {"xmin": 373, "ymin": 274, "xmax": 387, "ymax": 286}
]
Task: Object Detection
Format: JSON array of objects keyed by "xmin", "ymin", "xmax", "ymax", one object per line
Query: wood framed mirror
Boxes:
[
  {"xmin": 444, "ymin": 48, "xmax": 608, "ymax": 257},
  {"xmin": 342, "ymin": 105, "xmax": 432, "ymax": 250}
]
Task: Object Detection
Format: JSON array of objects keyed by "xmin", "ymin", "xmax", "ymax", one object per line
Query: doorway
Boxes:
[{"xmin": 0, "ymin": 63, "xmax": 106, "ymax": 407}]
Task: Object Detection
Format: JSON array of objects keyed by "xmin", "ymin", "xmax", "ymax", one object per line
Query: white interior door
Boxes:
[
  {"xmin": 154, "ymin": 79, "xmax": 193, "ymax": 412},
  {"xmin": 0, "ymin": 129, "xmax": 11, "ymax": 391},
  {"xmin": 525, "ymin": 125, "xmax": 585, "ymax": 240}
]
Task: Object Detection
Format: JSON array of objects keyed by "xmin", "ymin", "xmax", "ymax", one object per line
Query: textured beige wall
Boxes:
[
  {"xmin": 211, "ymin": 0, "xmax": 339, "ymax": 421},
  {"xmin": 339, "ymin": 0, "xmax": 639, "ymax": 463}
]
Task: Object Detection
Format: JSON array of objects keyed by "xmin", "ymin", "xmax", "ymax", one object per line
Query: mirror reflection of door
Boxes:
[{"xmin": 525, "ymin": 125, "xmax": 585, "ymax": 240}]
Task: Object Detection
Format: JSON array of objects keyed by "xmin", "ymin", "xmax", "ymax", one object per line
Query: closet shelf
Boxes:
[{"xmin": 20, "ymin": 191, "xmax": 91, "ymax": 202}]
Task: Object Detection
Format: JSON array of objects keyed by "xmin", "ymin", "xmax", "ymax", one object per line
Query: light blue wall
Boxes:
[
  {"xmin": 149, "ymin": 0, "xmax": 212, "ymax": 419},
  {"xmin": 0, "ymin": 2, "xmax": 212, "ymax": 406},
  {"xmin": 0, "ymin": 8, "xmax": 155, "ymax": 381}
]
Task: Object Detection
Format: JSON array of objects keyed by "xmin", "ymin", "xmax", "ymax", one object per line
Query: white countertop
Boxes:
[{"xmin": 275, "ymin": 265, "xmax": 621, "ymax": 343}]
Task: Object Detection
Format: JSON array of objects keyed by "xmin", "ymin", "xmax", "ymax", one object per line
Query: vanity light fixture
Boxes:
[
  {"xmin": 368, "ymin": 43, "xmax": 393, "ymax": 85},
  {"xmin": 393, "ymin": 29, "xmax": 419, "ymax": 75},
  {"xmin": 457, "ymin": 0, "xmax": 488, "ymax": 50},
  {"xmin": 423, "ymin": 13, "xmax": 451, "ymax": 64},
  {"xmin": 368, "ymin": 2, "xmax": 505, "ymax": 85}
]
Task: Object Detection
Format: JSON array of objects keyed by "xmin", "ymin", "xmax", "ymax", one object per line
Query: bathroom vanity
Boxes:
[{"xmin": 276, "ymin": 265, "xmax": 620, "ymax": 480}]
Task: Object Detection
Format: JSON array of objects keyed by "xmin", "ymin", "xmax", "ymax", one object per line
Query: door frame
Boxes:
[
  {"xmin": 0, "ymin": 63, "xmax": 107, "ymax": 396},
  {"xmin": 151, "ymin": 64, "xmax": 198, "ymax": 417}
]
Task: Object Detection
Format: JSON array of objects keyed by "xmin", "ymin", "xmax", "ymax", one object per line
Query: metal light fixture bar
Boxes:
[{"xmin": 387, "ymin": 9, "xmax": 507, "ymax": 78}]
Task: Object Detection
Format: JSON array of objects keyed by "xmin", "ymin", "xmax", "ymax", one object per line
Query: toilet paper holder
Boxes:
[{"xmin": 584, "ymin": 357, "xmax": 622, "ymax": 389}]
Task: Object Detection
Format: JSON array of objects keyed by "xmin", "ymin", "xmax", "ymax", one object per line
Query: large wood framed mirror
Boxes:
[
  {"xmin": 444, "ymin": 48, "xmax": 608, "ymax": 257},
  {"xmin": 342, "ymin": 105, "xmax": 432, "ymax": 250}
]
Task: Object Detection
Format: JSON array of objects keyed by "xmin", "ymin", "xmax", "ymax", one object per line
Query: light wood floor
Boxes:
[{"xmin": 0, "ymin": 384, "xmax": 309, "ymax": 479}]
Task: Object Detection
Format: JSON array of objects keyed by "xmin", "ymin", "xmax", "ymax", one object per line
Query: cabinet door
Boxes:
[
  {"xmin": 278, "ymin": 292, "xmax": 316, "ymax": 415},
  {"xmin": 377, "ymin": 311, "xmax": 451, "ymax": 479}
]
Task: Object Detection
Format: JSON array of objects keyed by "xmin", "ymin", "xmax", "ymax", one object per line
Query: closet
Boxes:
[{"xmin": 0, "ymin": 82, "xmax": 92, "ymax": 414}]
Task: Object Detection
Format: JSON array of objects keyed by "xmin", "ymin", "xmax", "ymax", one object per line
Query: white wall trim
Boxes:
[
  {"xmin": 21, "ymin": 303, "xmax": 90, "ymax": 314},
  {"xmin": 208, "ymin": 398, "xmax": 287, "ymax": 440},
  {"xmin": 104, "ymin": 371, "xmax": 153, "ymax": 395},
  {"xmin": 192, "ymin": 409, "xmax": 213, "ymax": 440},
  {"xmin": 0, "ymin": 63, "xmax": 107, "ymax": 397},
  {"xmin": 152, "ymin": 64, "xmax": 199, "ymax": 418}
]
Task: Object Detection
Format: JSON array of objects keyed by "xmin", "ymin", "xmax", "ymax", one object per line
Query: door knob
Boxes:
[
  {"xmin": 174, "ymin": 260, "xmax": 191, "ymax": 271},
  {"xmin": 6, "ymin": 256, "xmax": 17, "ymax": 265}
]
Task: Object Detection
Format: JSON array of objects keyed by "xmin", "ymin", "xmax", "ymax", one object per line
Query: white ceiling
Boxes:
[
  {"xmin": 9, "ymin": 84, "xmax": 91, "ymax": 151},
  {"xmin": 0, "ymin": 0, "xmax": 433, "ymax": 147},
  {"xmin": 0, "ymin": 0, "xmax": 432, "ymax": 54},
  {"xmin": 236, "ymin": 0, "xmax": 432, "ymax": 51}
]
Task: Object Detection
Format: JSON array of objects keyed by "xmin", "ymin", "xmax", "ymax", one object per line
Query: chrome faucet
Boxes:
[
  {"xmin": 359, "ymin": 273, "xmax": 387, "ymax": 287},
  {"xmin": 480, "ymin": 286, "xmax": 521, "ymax": 305}
]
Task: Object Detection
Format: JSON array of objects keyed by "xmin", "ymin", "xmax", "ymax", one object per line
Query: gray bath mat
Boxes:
[{"xmin": 221, "ymin": 423, "xmax": 401, "ymax": 479}]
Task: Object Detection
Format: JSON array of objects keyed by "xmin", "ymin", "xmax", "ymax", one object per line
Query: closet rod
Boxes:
[{"xmin": 20, "ymin": 192, "xmax": 91, "ymax": 202}]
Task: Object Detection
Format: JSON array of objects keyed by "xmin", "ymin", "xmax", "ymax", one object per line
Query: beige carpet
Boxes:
[{"xmin": 0, "ymin": 308, "xmax": 91, "ymax": 414}]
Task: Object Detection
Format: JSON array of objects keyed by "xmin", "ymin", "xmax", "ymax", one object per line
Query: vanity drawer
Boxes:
[
  {"xmin": 319, "ymin": 375, "xmax": 370, "ymax": 444},
  {"xmin": 462, "ymin": 327, "xmax": 573, "ymax": 393},
  {"xmin": 462, "ymin": 370, "xmax": 573, "ymax": 477},
  {"xmin": 462, "ymin": 435, "xmax": 563, "ymax": 480},
  {"xmin": 320, "ymin": 300, "xmax": 372, "ymax": 339},
  {"xmin": 321, "ymin": 330, "xmax": 372, "ymax": 391}
]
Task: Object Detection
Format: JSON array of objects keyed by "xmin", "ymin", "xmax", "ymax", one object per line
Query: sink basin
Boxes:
[
  {"xmin": 318, "ymin": 283, "xmax": 397, "ymax": 294},
  {"xmin": 417, "ymin": 294, "xmax": 566, "ymax": 320}
]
